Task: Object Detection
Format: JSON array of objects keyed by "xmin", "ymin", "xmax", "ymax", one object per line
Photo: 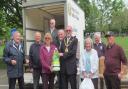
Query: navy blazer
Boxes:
[
  {"xmin": 61, "ymin": 36, "xmax": 78, "ymax": 75},
  {"xmin": 3, "ymin": 41, "xmax": 25, "ymax": 78}
]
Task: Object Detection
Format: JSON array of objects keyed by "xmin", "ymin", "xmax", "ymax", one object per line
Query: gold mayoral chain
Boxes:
[{"xmin": 64, "ymin": 37, "xmax": 73, "ymax": 53}]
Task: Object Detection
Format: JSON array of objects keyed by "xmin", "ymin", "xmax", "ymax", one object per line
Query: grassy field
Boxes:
[
  {"xmin": 115, "ymin": 37, "xmax": 128, "ymax": 58},
  {"xmin": 0, "ymin": 45, "xmax": 4, "ymax": 57},
  {"xmin": 0, "ymin": 45, "xmax": 6, "ymax": 69}
]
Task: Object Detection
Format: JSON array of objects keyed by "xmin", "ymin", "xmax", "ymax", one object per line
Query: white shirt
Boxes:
[
  {"xmin": 50, "ymin": 28, "xmax": 55, "ymax": 34},
  {"xmin": 46, "ymin": 46, "xmax": 50, "ymax": 52}
]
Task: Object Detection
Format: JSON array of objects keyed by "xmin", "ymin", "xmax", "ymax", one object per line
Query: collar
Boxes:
[
  {"xmin": 50, "ymin": 28, "xmax": 55, "ymax": 31},
  {"xmin": 13, "ymin": 40, "xmax": 22, "ymax": 50},
  {"xmin": 94, "ymin": 41, "xmax": 102, "ymax": 45},
  {"xmin": 13, "ymin": 40, "xmax": 19, "ymax": 45},
  {"xmin": 107, "ymin": 43, "xmax": 115, "ymax": 49},
  {"xmin": 34, "ymin": 42, "xmax": 41, "ymax": 45}
]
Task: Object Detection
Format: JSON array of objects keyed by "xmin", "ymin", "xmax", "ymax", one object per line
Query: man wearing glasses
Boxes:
[{"xmin": 61, "ymin": 26, "xmax": 78, "ymax": 89}]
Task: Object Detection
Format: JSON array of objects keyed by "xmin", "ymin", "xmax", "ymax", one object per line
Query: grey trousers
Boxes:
[{"xmin": 33, "ymin": 68, "xmax": 42, "ymax": 89}]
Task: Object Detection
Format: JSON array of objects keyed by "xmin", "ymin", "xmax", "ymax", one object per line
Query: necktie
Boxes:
[
  {"xmin": 67, "ymin": 37, "xmax": 70, "ymax": 44},
  {"xmin": 59, "ymin": 41, "xmax": 62, "ymax": 50}
]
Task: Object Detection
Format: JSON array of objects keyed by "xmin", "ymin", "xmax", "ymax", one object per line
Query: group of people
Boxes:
[
  {"xmin": 3, "ymin": 18, "xmax": 78, "ymax": 89},
  {"xmin": 81, "ymin": 31, "xmax": 127, "ymax": 89},
  {"xmin": 3, "ymin": 18, "xmax": 127, "ymax": 89}
]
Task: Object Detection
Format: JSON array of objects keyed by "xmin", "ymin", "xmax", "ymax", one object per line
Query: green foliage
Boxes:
[
  {"xmin": 0, "ymin": 0, "xmax": 22, "ymax": 27},
  {"xmin": 0, "ymin": 45, "xmax": 4, "ymax": 57},
  {"xmin": 0, "ymin": 0, "xmax": 23, "ymax": 40},
  {"xmin": 78, "ymin": 0, "xmax": 128, "ymax": 33},
  {"xmin": 111, "ymin": 8, "xmax": 128, "ymax": 33},
  {"xmin": 0, "ymin": 10, "xmax": 11, "ymax": 40}
]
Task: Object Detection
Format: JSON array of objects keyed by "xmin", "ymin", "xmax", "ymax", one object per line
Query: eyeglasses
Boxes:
[
  {"xmin": 45, "ymin": 37, "xmax": 50, "ymax": 40},
  {"xmin": 66, "ymin": 30, "xmax": 71, "ymax": 32}
]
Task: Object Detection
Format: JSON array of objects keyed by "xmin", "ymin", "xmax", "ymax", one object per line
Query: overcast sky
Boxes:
[{"xmin": 123, "ymin": 0, "xmax": 128, "ymax": 7}]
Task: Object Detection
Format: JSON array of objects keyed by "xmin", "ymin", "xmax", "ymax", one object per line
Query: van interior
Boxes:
[{"xmin": 25, "ymin": 3, "xmax": 65, "ymax": 55}]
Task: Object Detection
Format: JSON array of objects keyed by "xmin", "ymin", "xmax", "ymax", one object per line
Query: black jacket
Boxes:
[
  {"xmin": 29, "ymin": 42, "xmax": 42, "ymax": 69},
  {"xmin": 61, "ymin": 36, "xmax": 78, "ymax": 75},
  {"xmin": 93, "ymin": 42, "xmax": 106, "ymax": 57}
]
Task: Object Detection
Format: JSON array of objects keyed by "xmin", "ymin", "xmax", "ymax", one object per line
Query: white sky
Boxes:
[{"xmin": 123, "ymin": 0, "xmax": 128, "ymax": 7}]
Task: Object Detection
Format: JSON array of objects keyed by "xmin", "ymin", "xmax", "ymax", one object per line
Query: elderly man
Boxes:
[
  {"xmin": 46, "ymin": 18, "xmax": 58, "ymax": 44},
  {"xmin": 3, "ymin": 31, "xmax": 28, "ymax": 89},
  {"xmin": 29, "ymin": 32, "xmax": 43, "ymax": 89},
  {"xmin": 61, "ymin": 26, "xmax": 78, "ymax": 89},
  {"xmin": 104, "ymin": 31, "xmax": 127, "ymax": 89},
  {"xmin": 93, "ymin": 32, "xmax": 106, "ymax": 89},
  {"xmin": 55, "ymin": 29, "xmax": 65, "ymax": 50},
  {"xmin": 54, "ymin": 29, "xmax": 65, "ymax": 89}
]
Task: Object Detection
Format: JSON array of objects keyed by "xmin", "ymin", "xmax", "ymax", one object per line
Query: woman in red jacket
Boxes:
[{"xmin": 40, "ymin": 32, "xmax": 57, "ymax": 89}]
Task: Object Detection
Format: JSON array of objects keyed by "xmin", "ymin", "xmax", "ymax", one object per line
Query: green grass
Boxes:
[
  {"xmin": 0, "ymin": 45, "xmax": 4, "ymax": 57},
  {"xmin": 102, "ymin": 36, "xmax": 128, "ymax": 59},
  {"xmin": 115, "ymin": 37, "xmax": 128, "ymax": 58},
  {"xmin": 0, "ymin": 45, "xmax": 6, "ymax": 69},
  {"xmin": 0, "ymin": 59, "xmax": 6, "ymax": 69}
]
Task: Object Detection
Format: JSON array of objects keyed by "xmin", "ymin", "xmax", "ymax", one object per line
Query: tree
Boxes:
[
  {"xmin": 111, "ymin": 8, "xmax": 128, "ymax": 33},
  {"xmin": 79, "ymin": 0, "xmax": 100, "ymax": 32},
  {"xmin": 0, "ymin": 10, "xmax": 11, "ymax": 40},
  {"xmin": 0, "ymin": 0, "xmax": 22, "ymax": 27},
  {"xmin": 78, "ymin": 0, "xmax": 126, "ymax": 33},
  {"xmin": 0, "ymin": 0, "xmax": 23, "ymax": 40}
]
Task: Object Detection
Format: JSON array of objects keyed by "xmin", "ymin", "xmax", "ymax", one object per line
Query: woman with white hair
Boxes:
[{"xmin": 81, "ymin": 37, "xmax": 99, "ymax": 89}]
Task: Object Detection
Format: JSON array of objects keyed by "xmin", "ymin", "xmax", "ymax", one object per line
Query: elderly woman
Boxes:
[
  {"xmin": 81, "ymin": 37, "xmax": 99, "ymax": 89},
  {"xmin": 40, "ymin": 33, "xmax": 57, "ymax": 89}
]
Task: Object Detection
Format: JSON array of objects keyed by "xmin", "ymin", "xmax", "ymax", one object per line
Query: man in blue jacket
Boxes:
[{"xmin": 3, "ymin": 31, "xmax": 28, "ymax": 89}]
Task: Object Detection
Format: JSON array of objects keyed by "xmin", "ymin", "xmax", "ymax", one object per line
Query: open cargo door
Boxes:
[{"xmin": 23, "ymin": 1, "xmax": 65, "ymax": 55}]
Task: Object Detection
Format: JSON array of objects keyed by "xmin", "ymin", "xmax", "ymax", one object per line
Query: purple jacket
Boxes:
[{"xmin": 40, "ymin": 44, "xmax": 56, "ymax": 73}]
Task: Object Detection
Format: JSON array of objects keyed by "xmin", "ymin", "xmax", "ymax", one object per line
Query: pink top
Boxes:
[{"xmin": 40, "ymin": 44, "xmax": 56, "ymax": 73}]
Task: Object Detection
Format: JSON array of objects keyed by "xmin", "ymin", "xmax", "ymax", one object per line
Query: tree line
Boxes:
[{"xmin": 78, "ymin": 0, "xmax": 128, "ymax": 34}]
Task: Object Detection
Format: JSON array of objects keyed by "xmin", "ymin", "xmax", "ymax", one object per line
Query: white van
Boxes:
[{"xmin": 22, "ymin": 0, "xmax": 85, "ymax": 86}]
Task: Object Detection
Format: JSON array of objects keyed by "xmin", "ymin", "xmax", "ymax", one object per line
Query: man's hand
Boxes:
[
  {"xmin": 89, "ymin": 72, "xmax": 94, "ymax": 78},
  {"xmin": 59, "ymin": 53, "xmax": 63, "ymax": 56},
  {"xmin": 30, "ymin": 68, "xmax": 33, "ymax": 73},
  {"xmin": 11, "ymin": 60, "xmax": 17, "ymax": 65},
  {"xmin": 25, "ymin": 59, "xmax": 29, "ymax": 64},
  {"xmin": 118, "ymin": 72, "xmax": 123, "ymax": 79},
  {"xmin": 82, "ymin": 71, "xmax": 87, "ymax": 78}
]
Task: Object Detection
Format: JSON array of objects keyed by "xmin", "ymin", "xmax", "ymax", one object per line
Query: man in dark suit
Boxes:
[
  {"xmin": 61, "ymin": 26, "xmax": 78, "ymax": 89},
  {"xmin": 55, "ymin": 29, "xmax": 65, "ymax": 89},
  {"xmin": 46, "ymin": 18, "xmax": 58, "ymax": 44}
]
